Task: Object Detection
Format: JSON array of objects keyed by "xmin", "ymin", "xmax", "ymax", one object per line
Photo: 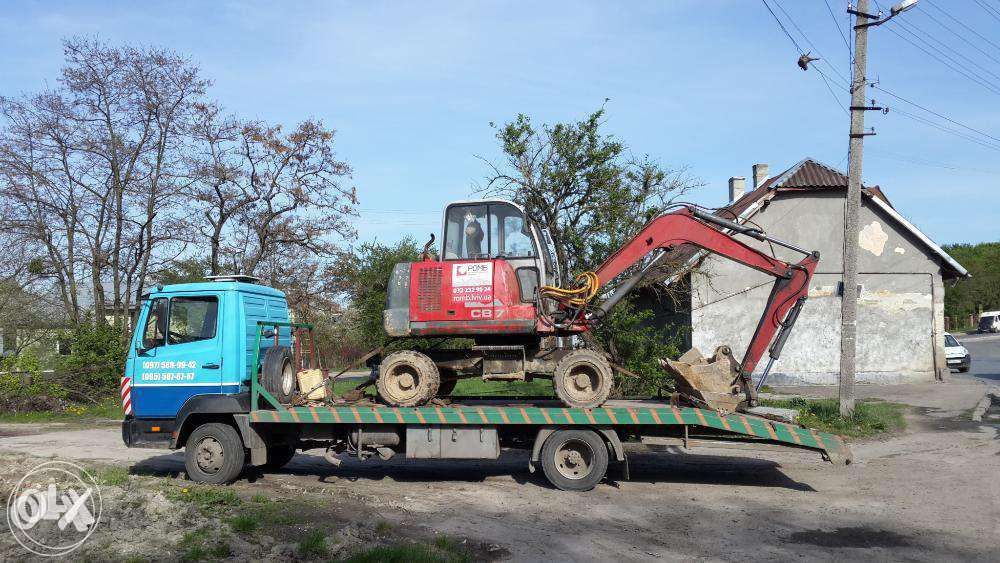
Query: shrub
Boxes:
[{"xmin": 57, "ymin": 320, "xmax": 127, "ymax": 398}]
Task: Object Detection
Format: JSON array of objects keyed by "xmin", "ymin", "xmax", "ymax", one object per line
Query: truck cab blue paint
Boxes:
[{"xmin": 126, "ymin": 281, "xmax": 290, "ymax": 418}]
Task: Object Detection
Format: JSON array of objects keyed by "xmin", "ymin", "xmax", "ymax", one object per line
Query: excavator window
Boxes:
[{"xmin": 444, "ymin": 202, "xmax": 538, "ymax": 260}]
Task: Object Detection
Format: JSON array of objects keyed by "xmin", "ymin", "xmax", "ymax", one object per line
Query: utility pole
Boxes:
[
  {"xmin": 839, "ymin": 0, "xmax": 919, "ymax": 416},
  {"xmin": 840, "ymin": 0, "xmax": 872, "ymax": 417}
]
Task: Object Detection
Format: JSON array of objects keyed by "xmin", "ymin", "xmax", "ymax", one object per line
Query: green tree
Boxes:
[
  {"xmin": 943, "ymin": 242, "xmax": 1000, "ymax": 327},
  {"xmin": 329, "ymin": 238, "xmax": 423, "ymax": 347},
  {"xmin": 480, "ymin": 106, "xmax": 701, "ymax": 388},
  {"xmin": 57, "ymin": 320, "xmax": 128, "ymax": 401},
  {"xmin": 480, "ymin": 107, "xmax": 699, "ymax": 281}
]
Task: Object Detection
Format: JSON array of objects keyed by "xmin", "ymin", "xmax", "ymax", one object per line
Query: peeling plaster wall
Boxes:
[{"xmin": 691, "ymin": 192, "xmax": 947, "ymax": 384}]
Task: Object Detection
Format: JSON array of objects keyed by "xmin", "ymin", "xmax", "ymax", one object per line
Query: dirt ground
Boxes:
[{"xmin": 2, "ymin": 378, "xmax": 999, "ymax": 561}]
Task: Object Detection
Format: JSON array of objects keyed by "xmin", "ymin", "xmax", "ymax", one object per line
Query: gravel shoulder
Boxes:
[{"xmin": 1, "ymin": 381, "xmax": 998, "ymax": 561}]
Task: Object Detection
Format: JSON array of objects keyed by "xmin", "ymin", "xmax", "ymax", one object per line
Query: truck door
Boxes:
[{"xmin": 131, "ymin": 293, "xmax": 225, "ymax": 418}]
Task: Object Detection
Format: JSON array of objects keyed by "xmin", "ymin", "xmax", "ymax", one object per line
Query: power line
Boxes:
[
  {"xmin": 761, "ymin": 0, "xmax": 805, "ymax": 53},
  {"xmin": 771, "ymin": 0, "xmax": 851, "ymax": 84},
  {"xmin": 867, "ymin": 148, "xmax": 1000, "ymax": 175},
  {"xmin": 881, "ymin": 23, "xmax": 1000, "ymax": 96},
  {"xmin": 925, "ymin": 0, "xmax": 1000, "ymax": 53},
  {"xmin": 891, "ymin": 16, "xmax": 1000, "ymax": 85},
  {"xmin": 972, "ymin": 0, "xmax": 1000, "ymax": 25},
  {"xmin": 874, "ymin": 85, "xmax": 1000, "ymax": 145},
  {"xmin": 917, "ymin": 6, "xmax": 1000, "ymax": 68},
  {"xmin": 892, "ymin": 108, "xmax": 1000, "ymax": 153},
  {"xmin": 823, "ymin": 0, "xmax": 852, "ymax": 55},
  {"xmin": 759, "ymin": 0, "xmax": 849, "ymax": 113}
]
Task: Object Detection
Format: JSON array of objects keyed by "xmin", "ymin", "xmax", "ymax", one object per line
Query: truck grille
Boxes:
[{"xmin": 417, "ymin": 267, "xmax": 442, "ymax": 312}]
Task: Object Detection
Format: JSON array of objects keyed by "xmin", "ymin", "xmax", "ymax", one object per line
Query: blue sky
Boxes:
[{"xmin": 3, "ymin": 0, "xmax": 998, "ymax": 247}]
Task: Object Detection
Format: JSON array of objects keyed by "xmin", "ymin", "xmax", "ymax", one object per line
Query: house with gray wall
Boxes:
[{"xmin": 690, "ymin": 158, "xmax": 968, "ymax": 385}]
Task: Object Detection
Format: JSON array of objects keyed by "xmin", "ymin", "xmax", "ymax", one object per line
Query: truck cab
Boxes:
[{"xmin": 122, "ymin": 276, "xmax": 289, "ymax": 446}]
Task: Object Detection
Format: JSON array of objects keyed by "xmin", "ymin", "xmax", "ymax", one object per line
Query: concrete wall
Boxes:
[{"xmin": 691, "ymin": 191, "xmax": 948, "ymax": 384}]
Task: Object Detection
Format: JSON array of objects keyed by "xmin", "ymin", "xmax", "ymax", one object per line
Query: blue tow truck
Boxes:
[{"xmin": 121, "ymin": 276, "xmax": 850, "ymax": 491}]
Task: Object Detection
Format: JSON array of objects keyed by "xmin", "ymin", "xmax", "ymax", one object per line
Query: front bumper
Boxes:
[{"xmin": 946, "ymin": 354, "xmax": 971, "ymax": 371}]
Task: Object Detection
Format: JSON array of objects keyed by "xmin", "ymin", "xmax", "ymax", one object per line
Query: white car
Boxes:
[{"xmin": 944, "ymin": 332, "xmax": 971, "ymax": 373}]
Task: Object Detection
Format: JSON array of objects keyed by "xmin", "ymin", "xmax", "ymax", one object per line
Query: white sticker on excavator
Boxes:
[{"xmin": 452, "ymin": 262, "xmax": 492, "ymax": 286}]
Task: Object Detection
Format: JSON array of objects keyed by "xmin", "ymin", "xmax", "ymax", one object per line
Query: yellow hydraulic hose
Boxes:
[{"xmin": 539, "ymin": 271, "xmax": 600, "ymax": 307}]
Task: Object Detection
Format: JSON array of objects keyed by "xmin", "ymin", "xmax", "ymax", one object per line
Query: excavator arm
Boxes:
[{"xmin": 586, "ymin": 206, "xmax": 820, "ymax": 398}]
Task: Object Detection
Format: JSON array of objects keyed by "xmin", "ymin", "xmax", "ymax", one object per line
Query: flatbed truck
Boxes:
[{"xmin": 121, "ymin": 279, "xmax": 850, "ymax": 491}]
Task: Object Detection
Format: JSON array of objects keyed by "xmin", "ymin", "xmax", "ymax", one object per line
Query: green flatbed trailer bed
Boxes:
[
  {"xmin": 238, "ymin": 400, "xmax": 851, "ymax": 491},
  {"xmin": 224, "ymin": 321, "xmax": 850, "ymax": 491}
]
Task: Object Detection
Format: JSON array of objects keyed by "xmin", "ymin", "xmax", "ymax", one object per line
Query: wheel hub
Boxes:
[
  {"xmin": 196, "ymin": 437, "xmax": 224, "ymax": 474},
  {"xmin": 572, "ymin": 373, "xmax": 593, "ymax": 391},
  {"xmin": 397, "ymin": 372, "xmax": 415, "ymax": 390},
  {"xmin": 281, "ymin": 362, "xmax": 295, "ymax": 396},
  {"xmin": 554, "ymin": 440, "xmax": 594, "ymax": 480}
]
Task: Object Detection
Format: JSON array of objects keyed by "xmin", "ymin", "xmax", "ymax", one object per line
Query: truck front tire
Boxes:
[{"xmin": 184, "ymin": 422, "xmax": 246, "ymax": 485}]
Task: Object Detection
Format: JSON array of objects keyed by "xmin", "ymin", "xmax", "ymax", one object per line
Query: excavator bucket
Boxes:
[{"xmin": 659, "ymin": 346, "xmax": 750, "ymax": 414}]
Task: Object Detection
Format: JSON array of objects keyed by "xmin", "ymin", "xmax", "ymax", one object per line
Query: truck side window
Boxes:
[
  {"xmin": 168, "ymin": 296, "xmax": 219, "ymax": 345},
  {"xmin": 141, "ymin": 298, "xmax": 167, "ymax": 350}
]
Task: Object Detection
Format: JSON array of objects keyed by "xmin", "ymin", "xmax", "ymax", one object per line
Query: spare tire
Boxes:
[{"xmin": 261, "ymin": 345, "xmax": 296, "ymax": 404}]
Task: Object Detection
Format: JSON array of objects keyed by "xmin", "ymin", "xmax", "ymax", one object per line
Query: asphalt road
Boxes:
[{"xmin": 954, "ymin": 332, "xmax": 1000, "ymax": 385}]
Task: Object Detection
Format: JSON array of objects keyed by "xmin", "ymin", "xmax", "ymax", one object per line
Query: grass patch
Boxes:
[
  {"xmin": 343, "ymin": 543, "xmax": 469, "ymax": 563},
  {"xmin": 165, "ymin": 485, "xmax": 241, "ymax": 509},
  {"xmin": 297, "ymin": 529, "xmax": 328, "ymax": 557},
  {"xmin": 227, "ymin": 514, "xmax": 259, "ymax": 534},
  {"xmin": 96, "ymin": 466, "xmax": 130, "ymax": 487},
  {"xmin": 375, "ymin": 520, "xmax": 394, "ymax": 535},
  {"xmin": 0, "ymin": 396, "xmax": 123, "ymax": 423},
  {"xmin": 761, "ymin": 397, "xmax": 906, "ymax": 438}
]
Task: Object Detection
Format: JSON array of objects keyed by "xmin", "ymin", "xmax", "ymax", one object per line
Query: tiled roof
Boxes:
[{"xmin": 658, "ymin": 158, "xmax": 967, "ymax": 280}]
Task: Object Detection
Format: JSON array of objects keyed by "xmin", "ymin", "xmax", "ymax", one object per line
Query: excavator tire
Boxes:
[
  {"xmin": 376, "ymin": 350, "xmax": 440, "ymax": 407},
  {"xmin": 553, "ymin": 349, "xmax": 613, "ymax": 409}
]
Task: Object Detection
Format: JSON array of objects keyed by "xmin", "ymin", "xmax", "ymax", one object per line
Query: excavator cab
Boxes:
[
  {"xmin": 440, "ymin": 200, "xmax": 558, "ymax": 298},
  {"xmin": 384, "ymin": 199, "xmax": 560, "ymax": 340}
]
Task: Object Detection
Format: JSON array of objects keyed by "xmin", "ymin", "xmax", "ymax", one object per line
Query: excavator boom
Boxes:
[{"xmin": 587, "ymin": 206, "xmax": 819, "ymax": 400}]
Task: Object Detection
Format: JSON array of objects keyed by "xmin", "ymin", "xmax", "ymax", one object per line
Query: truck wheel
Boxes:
[
  {"xmin": 185, "ymin": 423, "xmax": 246, "ymax": 485},
  {"xmin": 376, "ymin": 350, "xmax": 440, "ymax": 406},
  {"xmin": 262, "ymin": 345, "xmax": 296, "ymax": 404},
  {"xmin": 553, "ymin": 350, "xmax": 613, "ymax": 408},
  {"xmin": 264, "ymin": 445, "xmax": 296, "ymax": 471},
  {"xmin": 540, "ymin": 429, "xmax": 609, "ymax": 491}
]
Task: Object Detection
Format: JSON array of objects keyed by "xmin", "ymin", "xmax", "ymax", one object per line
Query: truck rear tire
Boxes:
[
  {"xmin": 540, "ymin": 429, "xmax": 608, "ymax": 491},
  {"xmin": 376, "ymin": 350, "xmax": 440, "ymax": 406},
  {"xmin": 262, "ymin": 345, "xmax": 296, "ymax": 404},
  {"xmin": 184, "ymin": 423, "xmax": 246, "ymax": 485},
  {"xmin": 553, "ymin": 350, "xmax": 613, "ymax": 408}
]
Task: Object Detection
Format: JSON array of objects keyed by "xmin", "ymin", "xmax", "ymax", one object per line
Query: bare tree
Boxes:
[{"xmin": 0, "ymin": 38, "xmax": 209, "ymax": 328}]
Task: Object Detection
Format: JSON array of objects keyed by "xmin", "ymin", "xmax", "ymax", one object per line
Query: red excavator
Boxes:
[{"xmin": 378, "ymin": 199, "xmax": 818, "ymax": 409}]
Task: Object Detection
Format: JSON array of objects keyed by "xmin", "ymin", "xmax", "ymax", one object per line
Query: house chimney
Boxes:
[
  {"xmin": 752, "ymin": 163, "xmax": 769, "ymax": 189},
  {"xmin": 728, "ymin": 177, "xmax": 746, "ymax": 203}
]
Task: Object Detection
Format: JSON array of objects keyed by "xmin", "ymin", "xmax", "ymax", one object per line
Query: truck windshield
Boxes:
[{"xmin": 980, "ymin": 316, "xmax": 997, "ymax": 331}]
